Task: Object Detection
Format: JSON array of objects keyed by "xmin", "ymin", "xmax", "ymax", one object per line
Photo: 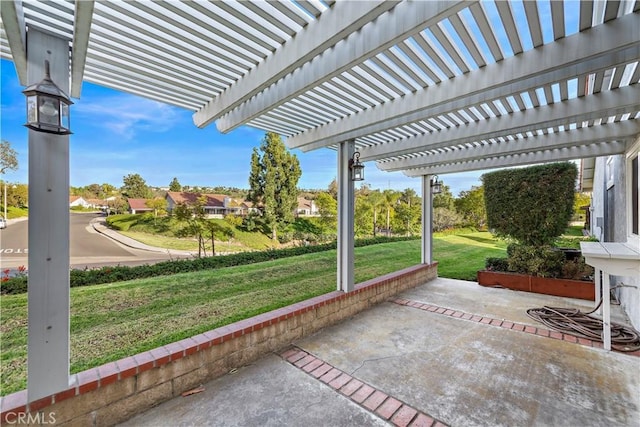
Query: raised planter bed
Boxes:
[{"xmin": 477, "ymin": 270, "xmax": 595, "ymax": 300}]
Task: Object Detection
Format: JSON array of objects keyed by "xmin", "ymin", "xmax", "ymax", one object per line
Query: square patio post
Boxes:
[
  {"xmin": 337, "ymin": 140, "xmax": 356, "ymax": 292},
  {"xmin": 421, "ymin": 175, "xmax": 433, "ymax": 264},
  {"xmin": 26, "ymin": 29, "xmax": 71, "ymax": 402}
]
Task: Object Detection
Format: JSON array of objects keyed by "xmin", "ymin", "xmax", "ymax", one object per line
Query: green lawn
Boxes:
[{"xmin": 0, "ymin": 230, "xmax": 504, "ymax": 395}]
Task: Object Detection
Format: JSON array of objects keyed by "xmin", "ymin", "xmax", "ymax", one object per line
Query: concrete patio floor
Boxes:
[{"xmin": 120, "ymin": 278, "xmax": 640, "ymax": 427}]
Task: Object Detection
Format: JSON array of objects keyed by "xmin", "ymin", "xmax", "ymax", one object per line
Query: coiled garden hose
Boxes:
[{"xmin": 526, "ymin": 297, "xmax": 640, "ymax": 352}]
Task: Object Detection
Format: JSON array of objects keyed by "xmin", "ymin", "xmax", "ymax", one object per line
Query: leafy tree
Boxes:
[
  {"xmin": 366, "ymin": 190, "xmax": 385, "ymax": 236},
  {"xmin": 355, "ymin": 195, "xmax": 373, "ymax": 236},
  {"xmin": 573, "ymin": 192, "xmax": 591, "ymax": 221},
  {"xmin": 122, "ymin": 173, "xmax": 151, "ymax": 199},
  {"xmin": 382, "ymin": 189, "xmax": 400, "ymax": 234},
  {"xmin": 107, "ymin": 196, "xmax": 127, "ymax": 215},
  {"xmin": 145, "ymin": 197, "xmax": 167, "ymax": 225},
  {"xmin": 169, "ymin": 177, "xmax": 182, "ymax": 192},
  {"xmin": 327, "ymin": 178, "xmax": 338, "ymax": 200},
  {"xmin": 433, "ymin": 183, "xmax": 455, "ymax": 210},
  {"xmin": 455, "ymin": 186, "xmax": 486, "ymax": 229},
  {"xmin": 1, "ymin": 140, "xmax": 18, "ymax": 175},
  {"xmin": 247, "ymin": 132, "xmax": 302, "ymax": 241},
  {"xmin": 433, "ymin": 207, "xmax": 462, "ymax": 232},
  {"xmin": 315, "ymin": 192, "xmax": 337, "ymax": 233},
  {"xmin": 6, "ymin": 184, "xmax": 28, "ymax": 208}
]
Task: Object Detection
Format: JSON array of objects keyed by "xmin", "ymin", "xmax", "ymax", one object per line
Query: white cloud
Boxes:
[{"xmin": 74, "ymin": 94, "xmax": 181, "ymax": 140}]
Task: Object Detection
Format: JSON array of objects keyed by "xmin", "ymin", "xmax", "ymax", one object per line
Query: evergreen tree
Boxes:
[
  {"xmin": 247, "ymin": 132, "xmax": 301, "ymax": 241},
  {"xmin": 121, "ymin": 173, "xmax": 151, "ymax": 199},
  {"xmin": 169, "ymin": 177, "xmax": 182, "ymax": 192}
]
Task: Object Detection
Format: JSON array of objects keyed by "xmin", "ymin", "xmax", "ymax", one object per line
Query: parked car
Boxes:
[{"xmin": 0, "ymin": 216, "xmax": 6, "ymax": 229}]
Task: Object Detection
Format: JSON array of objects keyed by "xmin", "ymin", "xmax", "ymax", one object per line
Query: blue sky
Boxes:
[{"xmin": 1, "ymin": 59, "xmax": 486, "ymax": 196}]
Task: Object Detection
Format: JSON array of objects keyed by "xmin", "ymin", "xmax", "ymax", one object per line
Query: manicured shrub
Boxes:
[
  {"xmin": 483, "ymin": 162, "xmax": 577, "ymax": 246},
  {"xmin": 485, "ymin": 257, "xmax": 510, "ymax": 272},
  {"xmin": 506, "ymin": 244, "xmax": 565, "ymax": 278}
]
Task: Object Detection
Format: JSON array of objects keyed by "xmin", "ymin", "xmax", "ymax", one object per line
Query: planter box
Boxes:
[{"xmin": 477, "ymin": 270, "xmax": 595, "ymax": 300}]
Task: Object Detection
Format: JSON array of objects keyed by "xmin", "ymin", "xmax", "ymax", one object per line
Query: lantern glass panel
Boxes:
[
  {"xmin": 38, "ymin": 95, "xmax": 59, "ymax": 126},
  {"xmin": 61, "ymin": 103, "xmax": 70, "ymax": 130},
  {"xmin": 352, "ymin": 165, "xmax": 364, "ymax": 181},
  {"xmin": 26, "ymin": 95, "xmax": 37, "ymax": 124}
]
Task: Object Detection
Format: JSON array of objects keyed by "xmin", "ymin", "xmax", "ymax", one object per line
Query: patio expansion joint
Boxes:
[
  {"xmin": 278, "ymin": 346, "xmax": 448, "ymax": 427},
  {"xmin": 390, "ymin": 298, "xmax": 640, "ymax": 357}
]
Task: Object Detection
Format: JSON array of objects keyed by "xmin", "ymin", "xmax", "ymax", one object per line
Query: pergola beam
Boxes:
[
  {"xmin": 192, "ymin": 0, "xmax": 398, "ymax": 129},
  {"xmin": 70, "ymin": 1, "xmax": 95, "ymax": 98},
  {"xmin": 380, "ymin": 120, "xmax": 640, "ymax": 171},
  {"xmin": 206, "ymin": 0, "xmax": 473, "ymax": 132},
  {"xmin": 361, "ymin": 85, "xmax": 640, "ymax": 160},
  {"xmin": 286, "ymin": 13, "xmax": 640, "ymax": 151},
  {"xmin": 0, "ymin": 0, "xmax": 27, "ymax": 85},
  {"xmin": 403, "ymin": 141, "xmax": 629, "ymax": 177}
]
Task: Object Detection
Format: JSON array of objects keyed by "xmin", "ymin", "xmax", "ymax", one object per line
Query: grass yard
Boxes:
[{"xmin": 0, "ymin": 230, "xmax": 504, "ymax": 395}]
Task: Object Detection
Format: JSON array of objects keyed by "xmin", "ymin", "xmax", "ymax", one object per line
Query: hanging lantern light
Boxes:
[
  {"xmin": 23, "ymin": 60, "xmax": 73, "ymax": 135},
  {"xmin": 350, "ymin": 151, "xmax": 365, "ymax": 181},
  {"xmin": 431, "ymin": 176, "xmax": 443, "ymax": 194}
]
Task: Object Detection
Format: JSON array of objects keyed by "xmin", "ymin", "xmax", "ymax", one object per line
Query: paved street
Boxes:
[{"xmin": 0, "ymin": 213, "xmax": 189, "ymax": 270}]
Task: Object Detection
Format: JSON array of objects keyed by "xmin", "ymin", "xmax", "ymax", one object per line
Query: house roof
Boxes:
[
  {"xmin": 1, "ymin": 1, "xmax": 637, "ymax": 176},
  {"xmin": 127, "ymin": 198, "xmax": 153, "ymax": 211},
  {"xmin": 297, "ymin": 197, "xmax": 314, "ymax": 210},
  {"xmin": 69, "ymin": 196, "xmax": 83, "ymax": 203},
  {"xmin": 166, "ymin": 192, "xmax": 225, "ymax": 208}
]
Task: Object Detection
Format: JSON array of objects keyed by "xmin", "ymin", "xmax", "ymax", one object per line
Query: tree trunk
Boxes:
[
  {"xmin": 211, "ymin": 231, "xmax": 215, "ymax": 256},
  {"xmin": 373, "ymin": 210, "xmax": 377, "ymax": 237}
]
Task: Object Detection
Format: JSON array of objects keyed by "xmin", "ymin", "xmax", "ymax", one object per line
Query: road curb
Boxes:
[{"xmin": 90, "ymin": 218, "xmax": 194, "ymax": 257}]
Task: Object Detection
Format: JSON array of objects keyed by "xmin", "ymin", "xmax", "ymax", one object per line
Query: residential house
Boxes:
[
  {"xmin": 296, "ymin": 197, "xmax": 318, "ymax": 216},
  {"xmin": 165, "ymin": 192, "xmax": 252, "ymax": 218},
  {"xmin": 128, "ymin": 198, "xmax": 154, "ymax": 214},
  {"xmin": 581, "ymin": 137, "xmax": 640, "ymax": 330},
  {"xmin": 69, "ymin": 196, "xmax": 89, "ymax": 208}
]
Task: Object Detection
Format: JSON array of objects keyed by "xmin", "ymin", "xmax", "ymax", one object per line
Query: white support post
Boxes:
[
  {"xmin": 337, "ymin": 141, "xmax": 355, "ymax": 292},
  {"xmin": 602, "ymin": 273, "xmax": 612, "ymax": 351},
  {"xmin": 595, "ymin": 268, "xmax": 602, "ymax": 315},
  {"xmin": 421, "ymin": 175, "xmax": 433, "ymax": 264},
  {"xmin": 26, "ymin": 29, "xmax": 71, "ymax": 402}
]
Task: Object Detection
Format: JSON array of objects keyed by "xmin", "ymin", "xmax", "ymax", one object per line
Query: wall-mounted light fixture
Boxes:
[
  {"xmin": 23, "ymin": 60, "xmax": 73, "ymax": 135},
  {"xmin": 350, "ymin": 151, "xmax": 365, "ymax": 181},
  {"xmin": 431, "ymin": 176, "xmax": 443, "ymax": 194}
]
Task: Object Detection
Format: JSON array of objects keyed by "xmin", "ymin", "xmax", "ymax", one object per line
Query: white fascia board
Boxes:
[
  {"xmin": 402, "ymin": 141, "xmax": 628, "ymax": 176},
  {"xmin": 288, "ymin": 12, "xmax": 640, "ymax": 151},
  {"xmin": 202, "ymin": 1, "xmax": 472, "ymax": 131},
  {"xmin": 70, "ymin": 1, "xmax": 94, "ymax": 98},
  {"xmin": 361, "ymin": 85, "xmax": 640, "ymax": 161},
  {"xmin": 193, "ymin": 0, "xmax": 399, "ymax": 129},
  {"xmin": 0, "ymin": 0, "xmax": 27, "ymax": 84},
  {"xmin": 381, "ymin": 120, "xmax": 640, "ymax": 171}
]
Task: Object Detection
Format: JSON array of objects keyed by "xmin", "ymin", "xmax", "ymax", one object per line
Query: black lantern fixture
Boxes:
[
  {"xmin": 23, "ymin": 60, "xmax": 73, "ymax": 135},
  {"xmin": 349, "ymin": 151, "xmax": 365, "ymax": 181},
  {"xmin": 431, "ymin": 176, "xmax": 443, "ymax": 194}
]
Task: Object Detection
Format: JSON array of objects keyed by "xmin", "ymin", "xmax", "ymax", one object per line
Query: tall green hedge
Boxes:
[{"xmin": 482, "ymin": 162, "xmax": 577, "ymax": 246}]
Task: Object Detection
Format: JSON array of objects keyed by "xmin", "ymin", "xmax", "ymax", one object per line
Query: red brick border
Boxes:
[
  {"xmin": 390, "ymin": 298, "xmax": 640, "ymax": 357},
  {"xmin": 280, "ymin": 347, "xmax": 447, "ymax": 427},
  {"xmin": 0, "ymin": 263, "xmax": 437, "ymax": 425}
]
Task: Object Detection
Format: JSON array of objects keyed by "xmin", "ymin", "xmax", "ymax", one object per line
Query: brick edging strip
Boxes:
[
  {"xmin": 391, "ymin": 298, "xmax": 640, "ymax": 357},
  {"xmin": 280, "ymin": 347, "xmax": 447, "ymax": 427}
]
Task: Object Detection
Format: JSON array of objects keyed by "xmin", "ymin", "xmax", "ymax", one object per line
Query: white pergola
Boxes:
[{"xmin": 1, "ymin": 0, "xmax": 639, "ymax": 402}]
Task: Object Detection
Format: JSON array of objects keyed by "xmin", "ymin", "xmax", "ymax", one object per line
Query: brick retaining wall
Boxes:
[{"xmin": 0, "ymin": 263, "xmax": 437, "ymax": 426}]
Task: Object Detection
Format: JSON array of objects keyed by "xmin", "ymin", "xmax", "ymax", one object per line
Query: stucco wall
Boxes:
[{"xmin": 589, "ymin": 148, "xmax": 640, "ymax": 330}]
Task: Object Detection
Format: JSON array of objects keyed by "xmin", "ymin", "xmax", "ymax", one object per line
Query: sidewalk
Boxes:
[{"xmin": 90, "ymin": 217, "xmax": 195, "ymax": 257}]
